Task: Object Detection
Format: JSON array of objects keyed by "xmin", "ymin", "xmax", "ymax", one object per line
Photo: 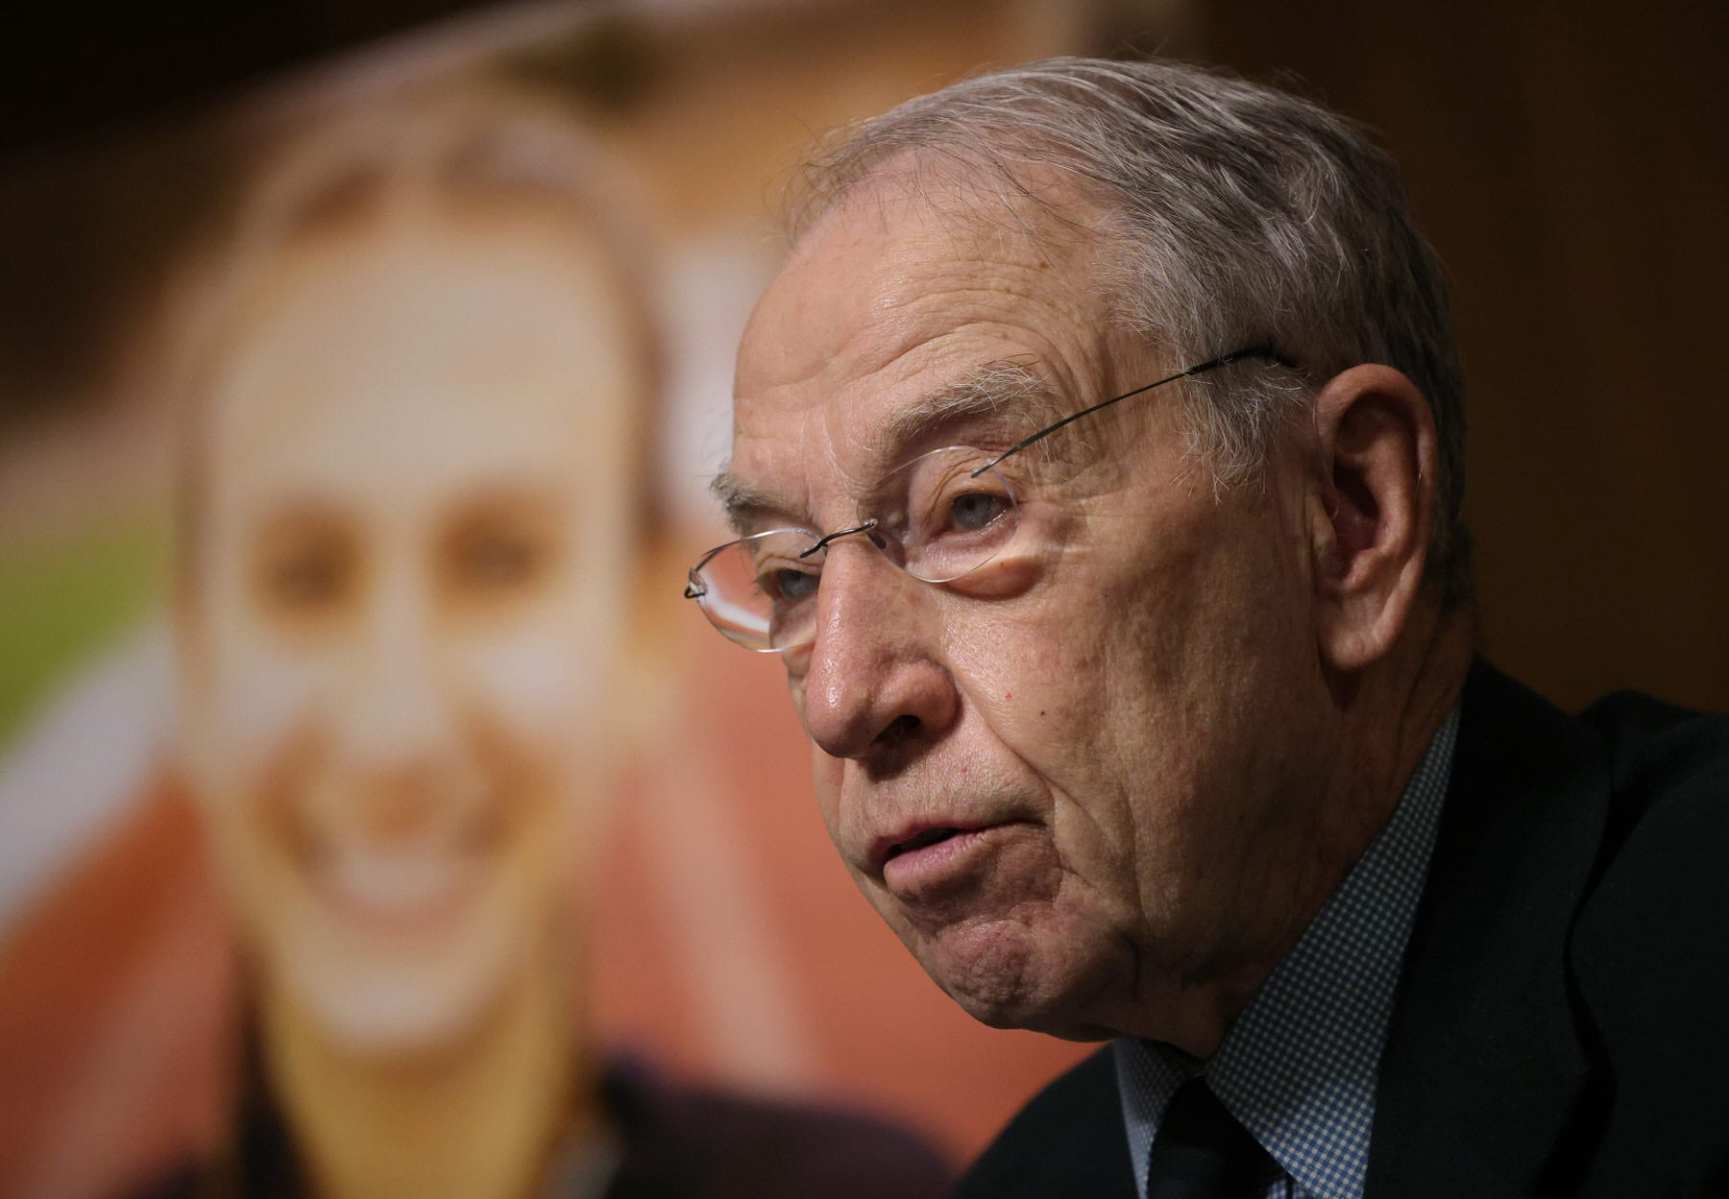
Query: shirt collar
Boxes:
[{"xmin": 1116, "ymin": 709, "xmax": 1459, "ymax": 1199}]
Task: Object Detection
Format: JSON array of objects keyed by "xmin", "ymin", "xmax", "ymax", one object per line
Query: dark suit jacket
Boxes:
[{"xmin": 955, "ymin": 662, "xmax": 1729, "ymax": 1197}]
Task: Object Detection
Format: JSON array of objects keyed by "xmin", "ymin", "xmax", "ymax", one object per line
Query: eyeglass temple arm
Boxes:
[
  {"xmin": 684, "ymin": 539, "xmax": 736, "ymax": 599},
  {"xmin": 797, "ymin": 519, "xmax": 879, "ymax": 560},
  {"xmin": 970, "ymin": 345, "xmax": 1293, "ymax": 477},
  {"xmin": 684, "ymin": 519, "xmax": 884, "ymax": 600}
]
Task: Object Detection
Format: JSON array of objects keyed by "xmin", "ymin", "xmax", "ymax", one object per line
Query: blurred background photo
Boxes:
[{"xmin": 1, "ymin": 1, "xmax": 1724, "ymax": 1197}]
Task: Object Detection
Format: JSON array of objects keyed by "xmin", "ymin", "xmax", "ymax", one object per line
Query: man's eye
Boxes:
[
  {"xmin": 761, "ymin": 566, "xmax": 820, "ymax": 604},
  {"xmin": 945, "ymin": 490, "xmax": 1010, "ymax": 533}
]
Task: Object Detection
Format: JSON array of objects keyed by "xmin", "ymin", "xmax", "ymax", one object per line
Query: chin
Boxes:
[{"xmin": 917, "ymin": 914, "xmax": 1118, "ymax": 1041}]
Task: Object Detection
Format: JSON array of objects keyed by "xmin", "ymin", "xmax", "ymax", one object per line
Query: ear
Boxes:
[{"xmin": 1307, "ymin": 364, "xmax": 1436, "ymax": 672}]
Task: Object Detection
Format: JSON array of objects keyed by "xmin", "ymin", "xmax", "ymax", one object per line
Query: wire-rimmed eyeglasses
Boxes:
[{"xmin": 685, "ymin": 345, "xmax": 1290, "ymax": 653}]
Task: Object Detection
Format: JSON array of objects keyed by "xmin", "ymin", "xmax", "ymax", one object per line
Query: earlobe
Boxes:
[{"xmin": 1309, "ymin": 365, "xmax": 1436, "ymax": 673}]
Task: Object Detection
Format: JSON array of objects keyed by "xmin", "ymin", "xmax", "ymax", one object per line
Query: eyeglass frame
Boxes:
[{"xmin": 683, "ymin": 344, "xmax": 1294, "ymax": 647}]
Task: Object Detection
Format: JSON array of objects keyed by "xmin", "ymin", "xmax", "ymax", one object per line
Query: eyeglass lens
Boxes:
[{"xmin": 690, "ymin": 446, "xmax": 1022, "ymax": 652}]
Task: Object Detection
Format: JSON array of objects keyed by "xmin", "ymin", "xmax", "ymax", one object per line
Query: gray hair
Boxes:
[{"xmin": 791, "ymin": 57, "xmax": 1471, "ymax": 606}]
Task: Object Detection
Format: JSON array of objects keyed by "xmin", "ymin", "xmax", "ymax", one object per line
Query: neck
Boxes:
[
  {"xmin": 1324, "ymin": 597, "xmax": 1475, "ymax": 858},
  {"xmin": 1271, "ymin": 598, "xmax": 1476, "ymax": 981},
  {"xmin": 259, "ymin": 964, "xmax": 597, "ymax": 1199},
  {"xmin": 1283, "ymin": 599, "xmax": 1473, "ymax": 971}
]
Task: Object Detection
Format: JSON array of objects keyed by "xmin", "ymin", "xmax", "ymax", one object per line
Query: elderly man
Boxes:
[{"xmin": 685, "ymin": 57, "xmax": 1729, "ymax": 1198}]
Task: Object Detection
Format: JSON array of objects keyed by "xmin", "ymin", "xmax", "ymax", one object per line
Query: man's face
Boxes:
[
  {"xmin": 729, "ymin": 168, "xmax": 1335, "ymax": 1044},
  {"xmin": 184, "ymin": 212, "xmax": 642, "ymax": 1053}
]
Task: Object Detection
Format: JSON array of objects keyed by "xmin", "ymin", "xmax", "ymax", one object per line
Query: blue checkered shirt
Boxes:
[{"xmin": 1115, "ymin": 709, "xmax": 1459, "ymax": 1199}]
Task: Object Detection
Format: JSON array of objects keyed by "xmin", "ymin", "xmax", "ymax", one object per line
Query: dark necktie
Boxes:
[{"xmin": 1144, "ymin": 1078, "xmax": 1277, "ymax": 1198}]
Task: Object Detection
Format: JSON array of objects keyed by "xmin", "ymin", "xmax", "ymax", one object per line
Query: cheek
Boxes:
[
  {"xmin": 953, "ymin": 611, "xmax": 1104, "ymax": 771},
  {"xmin": 959, "ymin": 571, "xmax": 1196, "ymax": 847},
  {"xmin": 809, "ymin": 746, "xmax": 845, "ymax": 836}
]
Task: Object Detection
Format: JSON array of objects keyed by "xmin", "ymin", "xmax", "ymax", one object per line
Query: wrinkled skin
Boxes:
[{"xmin": 725, "ymin": 164, "xmax": 1388, "ymax": 1053}]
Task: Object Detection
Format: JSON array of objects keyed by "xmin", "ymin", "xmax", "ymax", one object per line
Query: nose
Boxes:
[{"xmin": 797, "ymin": 545, "xmax": 957, "ymax": 763}]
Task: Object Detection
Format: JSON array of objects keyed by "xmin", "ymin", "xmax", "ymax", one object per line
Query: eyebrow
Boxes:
[
  {"xmin": 880, "ymin": 358, "xmax": 1067, "ymax": 451},
  {"xmin": 710, "ymin": 473, "xmax": 792, "ymax": 536},
  {"xmin": 710, "ymin": 359, "xmax": 1070, "ymax": 536}
]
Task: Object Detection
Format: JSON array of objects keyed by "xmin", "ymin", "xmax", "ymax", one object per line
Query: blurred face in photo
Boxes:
[{"xmin": 182, "ymin": 206, "xmax": 646, "ymax": 1054}]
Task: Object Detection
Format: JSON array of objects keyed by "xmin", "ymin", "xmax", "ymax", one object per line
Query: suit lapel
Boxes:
[{"xmin": 1366, "ymin": 662, "xmax": 1607, "ymax": 1198}]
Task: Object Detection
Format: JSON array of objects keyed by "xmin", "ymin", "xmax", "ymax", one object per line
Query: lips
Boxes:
[
  {"xmin": 869, "ymin": 811, "xmax": 1046, "ymax": 900},
  {"xmin": 870, "ymin": 823, "xmax": 980, "ymax": 875}
]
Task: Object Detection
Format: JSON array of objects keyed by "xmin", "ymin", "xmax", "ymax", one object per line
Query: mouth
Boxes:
[
  {"xmin": 871, "ymin": 824, "xmax": 978, "ymax": 875},
  {"xmin": 869, "ymin": 817, "xmax": 1039, "ymax": 900}
]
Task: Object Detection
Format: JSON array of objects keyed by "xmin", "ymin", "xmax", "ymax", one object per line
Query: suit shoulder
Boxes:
[
  {"xmin": 1574, "ymin": 685, "xmax": 1729, "ymax": 966},
  {"xmin": 1579, "ymin": 688, "xmax": 1729, "ymax": 809},
  {"xmin": 1570, "ymin": 691, "xmax": 1729, "ymax": 1186},
  {"xmin": 1575, "ymin": 688, "xmax": 1729, "ymax": 904},
  {"xmin": 953, "ymin": 1047, "xmax": 1136, "ymax": 1199}
]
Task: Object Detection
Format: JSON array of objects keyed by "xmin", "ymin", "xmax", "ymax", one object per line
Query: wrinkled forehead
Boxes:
[{"xmin": 728, "ymin": 157, "xmax": 1119, "ymax": 526}]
